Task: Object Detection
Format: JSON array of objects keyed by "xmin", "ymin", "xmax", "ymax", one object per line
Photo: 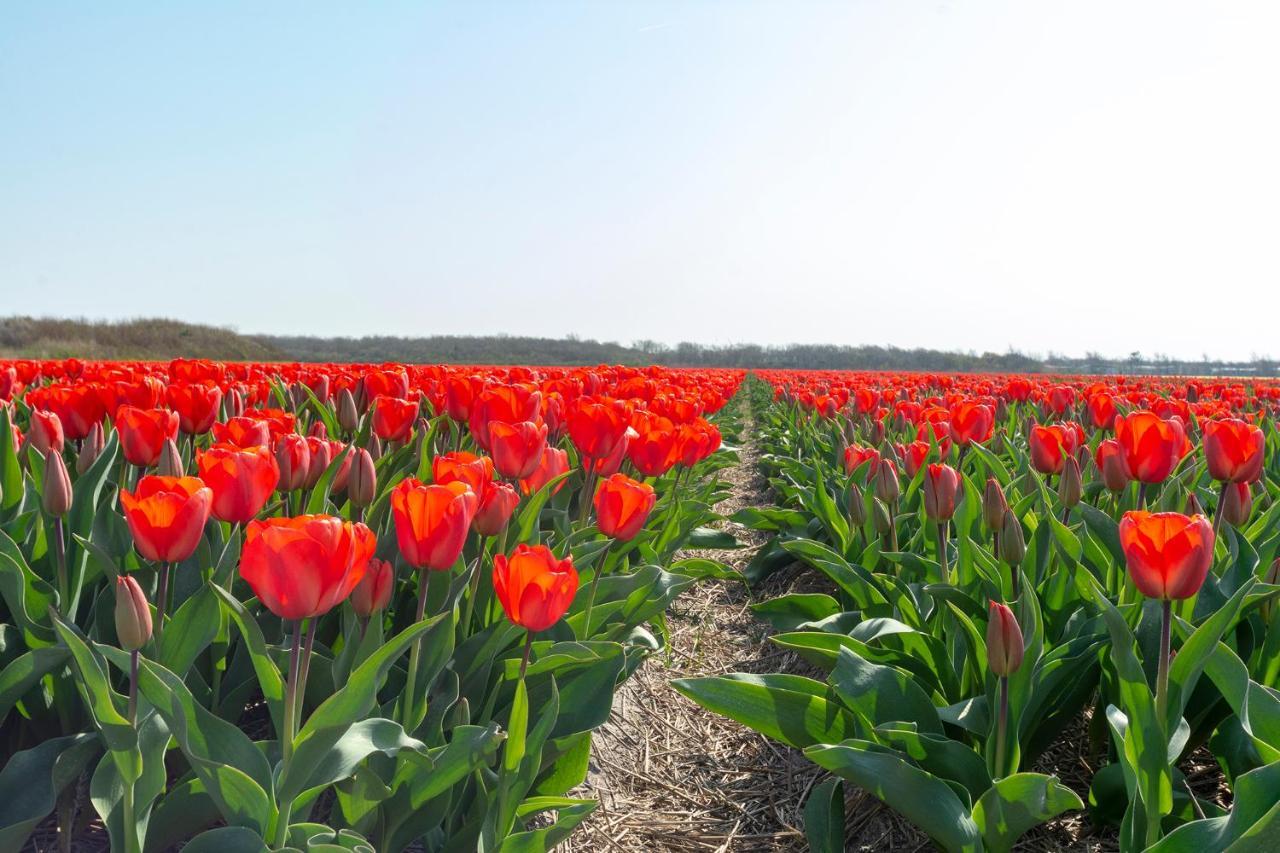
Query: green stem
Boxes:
[
  {"xmin": 1148, "ymin": 598, "xmax": 1173, "ymax": 848},
  {"xmin": 293, "ymin": 619, "xmax": 317, "ymax": 738},
  {"xmin": 401, "ymin": 571, "xmax": 431, "ymax": 729},
  {"xmin": 459, "ymin": 538, "xmax": 491, "ymax": 635},
  {"xmin": 122, "ymin": 648, "xmax": 141, "ymax": 853},
  {"xmin": 1213, "ymin": 481, "xmax": 1229, "ymax": 537},
  {"xmin": 935, "ymin": 520, "xmax": 949, "ymax": 583},
  {"xmin": 578, "ymin": 467, "xmax": 597, "ymax": 524},
  {"xmin": 53, "ymin": 516, "xmax": 69, "ymax": 611},
  {"xmin": 995, "ymin": 675, "xmax": 1009, "ymax": 779},
  {"xmin": 275, "ymin": 621, "xmax": 303, "ymax": 849},
  {"xmin": 154, "ymin": 562, "xmax": 172, "ymax": 644},
  {"xmin": 579, "ymin": 543, "xmax": 612, "ymax": 640}
]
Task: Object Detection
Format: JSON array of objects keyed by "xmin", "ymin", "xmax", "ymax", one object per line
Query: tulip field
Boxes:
[{"xmin": 2, "ymin": 361, "xmax": 1279, "ymax": 853}]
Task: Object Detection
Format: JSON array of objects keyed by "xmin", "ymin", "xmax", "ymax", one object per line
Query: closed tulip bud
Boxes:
[
  {"xmin": 28, "ymin": 410, "xmax": 65, "ymax": 457},
  {"xmin": 289, "ymin": 382, "xmax": 308, "ymax": 412},
  {"xmin": 77, "ymin": 422, "xmax": 105, "ymax": 476},
  {"xmin": 990, "ymin": 431, "xmax": 1005, "ymax": 454},
  {"xmin": 365, "ymin": 433, "xmax": 383, "ymax": 462},
  {"xmin": 227, "ymin": 388, "xmax": 245, "ymax": 418},
  {"xmin": 303, "ymin": 437, "xmax": 331, "ymax": 489},
  {"xmin": 474, "ymin": 480, "xmax": 520, "ymax": 537},
  {"xmin": 923, "ymin": 464, "xmax": 960, "ymax": 521},
  {"xmin": 275, "ymin": 434, "xmax": 311, "ymax": 491},
  {"xmin": 308, "ymin": 420, "xmax": 328, "ymax": 439},
  {"xmin": 986, "ymin": 601, "xmax": 1024, "ymax": 677},
  {"xmin": 350, "ymin": 558, "xmax": 394, "ymax": 617},
  {"xmin": 874, "ymin": 458, "xmax": 900, "ymax": 505},
  {"xmin": 348, "ymin": 447, "xmax": 376, "ymax": 507},
  {"xmin": 338, "ymin": 389, "xmax": 360, "ymax": 433},
  {"xmin": 1222, "ymin": 482, "xmax": 1252, "ymax": 528},
  {"xmin": 1095, "ymin": 439, "xmax": 1131, "ymax": 493},
  {"xmin": 869, "ymin": 419, "xmax": 886, "ymax": 445},
  {"xmin": 995, "ymin": 399, "xmax": 1008, "ymax": 421},
  {"xmin": 847, "ymin": 482, "xmax": 866, "ymax": 526},
  {"xmin": 354, "ymin": 381, "xmax": 370, "ymax": 415},
  {"xmin": 42, "ymin": 450, "xmax": 73, "ymax": 517},
  {"xmin": 1184, "ymin": 492, "xmax": 1205, "ymax": 517},
  {"xmin": 999, "ymin": 510, "xmax": 1026, "ymax": 565},
  {"xmin": 872, "ymin": 498, "xmax": 893, "ymax": 537},
  {"xmin": 157, "ymin": 438, "xmax": 185, "ymax": 477},
  {"xmin": 115, "ymin": 575, "xmax": 152, "ymax": 651},
  {"xmin": 1058, "ymin": 455, "xmax": 1082, "ymax": 510},
  {"xmin": 983, "ymin": 478, "xmax": 1008, "ymax": 531}
]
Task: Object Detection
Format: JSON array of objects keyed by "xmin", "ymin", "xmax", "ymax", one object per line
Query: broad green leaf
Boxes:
[
  {"xmin": 0, "ymin": 733, "xmax": 99, "ymax": 851},
  {"xmin": 971, "ymin": 772, "xmax": 1084, "ymax": 853},
  {"xmin": 672, "ymin": 673, "xmax": 859, "ymax": 749},
  {"xmin": 829, "ymin": 646, "xmax": 942, "ymax": 734}
]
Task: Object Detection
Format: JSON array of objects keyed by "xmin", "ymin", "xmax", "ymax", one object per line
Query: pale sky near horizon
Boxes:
[{"xmin": 2, "ymin": 2, "xmax": 1278, "ymax": 361}]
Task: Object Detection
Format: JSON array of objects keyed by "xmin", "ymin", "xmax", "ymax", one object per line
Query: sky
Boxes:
[{"xmin": 2, "ymin": 1, "xmax": 1278, "ymax": 361}]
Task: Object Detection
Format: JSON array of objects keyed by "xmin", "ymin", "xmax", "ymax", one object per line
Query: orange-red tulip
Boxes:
[
  {"xmin": 489, "ymin": 420, "xmax": 548, "ymax": 480},
  {"xmin": 168, "ymin": 384, "xmax": 222, "ymax": 435},
  {"xmin": 212, "ymin": 416, "xmax": 272, "ymax": 448},
  {"xmin": 520, "ymin": 446, "xmax": 570, "ymax": 497},
  {"xmin": 986, "ymin": 601, "xmax": 1024, "ymax": 676},
  {"xmin": 474, "ymin": 480, "xmax": 519, "ymax": 537},
  {"xmin": 1114, "ymin": 411, "xmax": 1186, "ymax": 484},
  {"xmin": 372, "ymin": 396, "xmax": 418, "ymax": 443},
  {"xmin": 390, "ymin": 479, "xmax": 478, "ymax": 570},
  {"xmin": 1029, "ymin": 424, "xmax": 1074, "ymax": 475},
  {"xmin": 239, "ymin": 514, "xmax": 376, "ymax": 621},
  {"xmin": 922, "ymin": 464, "xmax": 960, "ymax": 521},
  {"xmin": 119, "ymin": 475, "xmax": 213, "ymax": 563},
  {"xmin": 594, "ymin": 473, "xmax": 657, "ymax": 541},
  {"xmin": 197, "ymin": 443, "xmax": 281, "ymax": 524},
  {"xmin": 28, "ymin": 409, "xmax": 64, "ymax": 456},
  {"xmin": 116, "ymin": 406, "xmax": 180, "ymax": 467},
  {"xmin": 949, "ymin": 402, "xmax": 994, "ymax": 446},
  {"xmin": 1118, "ymin": 511, "xmax": 1214, "ymax": 600},
  {"xmin": 1203, "ymin": 418, "xmax": 1265, "ymax": 484},
  {"xmin": 350, "ymin": 557, "xmax": 394, "ymax": 616},
  {"xmin": 1095, "ymin": 439, "xmax": 1131, "ymax": 492},
  {"xmin": 492, "ymin": 544, "xmax": 578, "ymax": 632}
]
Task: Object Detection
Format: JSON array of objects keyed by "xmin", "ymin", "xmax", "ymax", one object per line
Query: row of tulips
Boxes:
[
  {"xmin": 676, "ymin": 373, "xmax": 1280, "ymax": 852},
  {"xmin": 0, "ymin": 359, "xmax": 744, "ymax": 852}
]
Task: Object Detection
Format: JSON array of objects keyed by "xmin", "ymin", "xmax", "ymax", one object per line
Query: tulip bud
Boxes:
[
  {"xmin": 77, "ymin": 422, "xmax": 105, "ymax": 476},
  {"xmin": 874, "ymin": 459, "xmax": 899, "ymax": 506},
  {"xmin": 114, "ymin": 575, "xmax": 153, "ymax": 651},
  {"xmin": 990, "ymin": 431, "xmax": 1005, "ymax": 455},
  {"xmin": 923, "ymin": 464, "xmax": 960, "ymax": 522},
  {"xmin": 983, "ymin": 478, "xmax": 1008, "ymax": 531},
  {"xmin": 289, "ymin": 382, "xmax": 308, "ymax": 412},
  {"xmin": 869, "ymin": 419, "xmax": 886, "ymax": 445},
  {"xmin": 995, "ymin": 399, "xmax": 1008, "ymax": 421},
  {"xmin": 308, "ymin": 420, "xmax": 328, "ymax": 439},
  {"xmin": 986, "ymin": 601, "xmax": 1024, "ymax": 677},
  {"xmin": 157, "ymin": 438, "xmax": 185, "ymax": 477},
  {"xmin": 275, "ymin": 434, "xmax": 311, "ymax": 491},
  {"xmin": 350, "ymin": 558, "xmax": 393, "ymax": 617},
  {"xmin": 338, "ymin": 389, "xmax": 360, "ymax": 433},
  {"xmin": 1058, "ymin": 456, "xmax": 1082, "ymax": 510},
  {"xmin": 227, "ymin": 387, "xmax": 245, "ymax": 418},
  {"xmin": 42, "ymin": 450, "xmax": 73, "ymax": 517},
  {"xmin": 1184, "ymin": 492, "xmax": 1205, "ymax": 517},
  {"xmin": 847, "ymin": 482, "xmax": 866, "ymax": 526},
  {"xmin": 348, "ymin": 447, "xmax": 377, "ymax": 507},
  {"xmin": 304, "ymin": 439, "xmax": 331, "ymax": 489},
  {"xmin": 871, "ymin": 498, "xmax": 893, "ymax": 537},
  {"xmin": 366, "ymin": 433, "xmax": 383, "ymax": 462},
  {"xmin": 1222, "ymin": 482, "xmax": 1253, "ymax": 528},
  {"xmin": 999, "ymin": 510, "xmax": 1026, "ymax": 565}
]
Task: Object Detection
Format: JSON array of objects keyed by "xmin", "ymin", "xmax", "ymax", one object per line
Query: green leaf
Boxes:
[
  {"xmin": 875, "ymin": 724, "xmax": 993, "ymax": 801},
  {"xmin": 805, "ymin": 740, "xmax": 982, "ymax": 852},
  {"xmin": 0, "ymin": 645, "xmax": 68, "ymax": 721},
  {"xmin": 159, "ymin": 582, "xmax": 221, "ymax": 676},
  {"xmin": 504, "ymin": 677, "xmax": 529, "ymax": 772},
  {"xmin": 750, "ymin": 593, "xmax": 842, "ymax": 632},
  {"xmin": 1148, "ymin": 759, "xmax": 1280, "ymax": 852},
  {"xmin": 803, "ymin": 778, "xmax": 845, "ymax": 853},
  {"xmin": 0, "ymin": 406, "xmax": 24, "ymax": 512},
  {"xmin": 971, "ymin": 772, "xmax": 1084, "ymax": 853},
  {"xmin": 182, "ymin": 826, "xmax": 271, "ymax": 853},
  {"xmin": 0, "ymin": 733, "xmax": 99, "ymax": 851},
  {"xmin": 211, "ymin": 583, "xmax": 285, "ymax": 736},
  {"xmin": 49, "ymin": 613, "xmax": 139, "ymax": 779},
  {"xmin": 672, "ymin": 673, "xmax": 859, "ymax": 749},
  {"xmin": 283, "ymin": 718, "xmax": 425, "ymax": 799},
  {"xmin": 1167, "ymin": 579, "xmax": 1254, "ymax": 733},
  {"xmin": 828, "ymin": 646, "xmax": 942, "ymax": 734},
  {"xmin": 686, "ymin": 526, "xmax": 742, "ymax": 549}
]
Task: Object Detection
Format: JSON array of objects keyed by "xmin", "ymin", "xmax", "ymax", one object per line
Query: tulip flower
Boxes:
[
  {"xmin": 474, "ymin": 480, "xmax": 520, "ymax": 537},
  {"xmin": 239, "ymin": 514, "xmax": 377, "ymax": 622},
  {"xmin": 390, "ymin": 479, "xmax": 478, "ymax": 571},
  {"xmin": 493, "ymin": 544, "xmax": 579, "ymax": 633},
  {"xmin": 116, "ymin": 406, "xmax": 180, "ymax": 467},
  {"xmin": 1029, "ymin": 424, "xmax": 1074, "ymax": 476},
  {"xmin": 350, "ymin": 557, "xmax": 394, "ymax": 619},
  {"xmin": 949, "ymin": 401, "xmax": 994, "ymax": 447},
  {"xmin": 900, "ymin": 440, "xmax": 931, "ymax": 479},
  {"xmin": 489, "ymin": 420, "xmax": 548, "ymax": 480},
  {"xmin": 119, "ymin": 474, "xmax": 212, "ymax": 595},
  {"xmin": 275, "ymin": 433, "xmax": 312, "ymax": 492},
  {"xmin": 567, "ymin": 398, "xmax": 629, "ymax": 462},
  {"xmin": 168, "ymin": 384, "xmax": 222, "ymax": 435},
  {"xmin": 1220, "ymin": 481, "xmax": 1252, "ymax": 528},
  {"xmin": 922, "ymin": 464, "xmax": 959, "ymax": 522},
  {"xmin": 1114, "ymin": 411, "xmax": 1186, "ymax": 490},
  {"xmin": 987, "ymin": 600, "xmax": 1024, "ymax": 778},
  {"xmin": 197, "ymin": 443, "xmax": 281, "ymax": 525},
  {"xmin": 115, "ymin": 574, "xmax": 153, "ymax": 653},
  {"xmin": 212, "ymin": 416, "xmax": 272, "ymax": 448},
  {"xmin": 594, "ymin": 473, "xmax": 657, "ymax": 541},
  {"xmin": 27, "ymin": 409, "xmax": 64, "ymax": 456},
  {"xmin": 519, "ymin": 446, "xmax": 570, "ymax": 497},
  {"xmin": 1000, "ymin": 509, "xmax": 1026, "ymax": 597},
  {"xmin": 347, "ymin": 447, "xmax": 377, "ymax": 510},
  {"xmin": 983, "ymin": 478, "xmax": 1008, "ymax": 532},
  {"xmin": 1094, "ymin": 439, "xmax": 1131, "ymax": 493},
  {"xmin": 629, "ymin": 427, "xmax": 680, "ymax": 478},
  {"xmin": 1118, "ymin": 511, "xmax": 1215, "ymax": 601},
  {"xmin": 372, "ymin": 395, "xmax": 418, "ymax": 443},
  {"xmin": 842, "ymin": 444, "xmax": 879, "ymax": 478},
  {"xmin": 1058, "ymin": 455, "xmax": 1082, "ymax": 515},
  {"xmin": 1203, "ymin": 418, "xmax": 1265, "ymax": 533}
]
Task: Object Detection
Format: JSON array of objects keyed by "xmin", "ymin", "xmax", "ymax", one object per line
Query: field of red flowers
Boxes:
[{"xmin": 1, "ymin": 361, "xmax": 1278, "ymax": 852}]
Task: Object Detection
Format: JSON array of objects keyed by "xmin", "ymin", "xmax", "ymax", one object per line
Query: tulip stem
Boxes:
[
  {"xmin": 1155, "ymin": 598, "xmax": 1171, "ymax": 727},
  {"xmin": 1213, "ymin": 481, "xmax": 1229, "ymax": 538},
  {"xmin": 275, "ymin": 620, "xmax": 303, "ymax": 850},
  {"xmin": 578, "ymin": 468, "xmax": 597, "ymax": 524},
  {"xmin": 579, "ymin": 543, "xmax": 611, "ymax": 640},
  {"xmin": 294, "ymin": 618, "xmax": 318, "ymax": 737},
  {"xmin": 460, "ymin": 539, "xmax": 491, "ymax": 635},
  {"xmin": 1137, "ymin": 482, "xmax": 1148, "ymax": 509},
  {"xmin": 401, "ymin": 571, "xmax": 431, "ymax": 730},
  {"xmin": 127, "ymin": 649, "xmax": 139, "ymax": 725},
  {"xmin": 935, "ymin": 520, "xmax": 949, "ymax": 583},
  {"xmin": 154, "ymin": 562, "xmax": 172, "ymax": 644},
  {"xmin": 995, "ymin": 675, "xmax": 1009, "ymax": 779},
  {"xmin": 519, "ymin": 630, "xmax": 534, "ymax": 681}
]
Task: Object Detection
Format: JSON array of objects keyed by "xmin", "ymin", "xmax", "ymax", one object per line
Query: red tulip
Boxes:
[
  {"xmin": 949, "ymin": 402, "xmax": 994, "ymax": 446},
  {"xmin": 275, "ymin": 434, "xmax": 312, "ymax": 491},
  {"xmin": 900, "ymin": 440, "xmax": 931, "ymax": 479},
  {"xmin": 372, "ymin": 396, "xmax": 418, "ymax": 443},
  {"xmin": 520, "ymin": 446, "xmax": 570, "ymax": 497},
  {"xmin": 116, "ymin": 406, "xmax": 180, "ymax": 467},
  {"xmin": 1203, "ymin": 418, "xmax": 1265, "ymax": 484},
  {"xmin": 27, "ymin": 409, "xmax": 65, "ymax": 456},
  {"xmin": 1221, "ymin": 482, "xmax": 1253, "ymax": 528},
  {"xmin": 390, "ymin": 479, "xmax": 478, "ymax": 570},
  {"xmin": 115, "ymin": 575, "xmax": 153, "ymax": 651},
  {"xmin": 212, "ymin": 416, "xmax": 272, "ymax": 448},
  {"xmin": 568, "ymin": 398, "xmax": 629, "ymax": 462},
  {"xmin": 843, "ymin": 444, "xmax": 879, "ymax": 477},
  {"xmin": 350, "ymin": 558, "xmax": 394, "ymax": 616},
  {"xmin": 1086, "ymin": 393, "xmax": 1118, "ymax": 430},
  {"xmin": 1094, "ymin": 439, "xmax": 1131, "ymax": 492},
  {"xmin": 474, "ymin": 480, "xmax": 520, "ymax": 537},
  {"xmin": 197, "ymin": 443, "xmax": 281, "ymax": 524},
  {"xmin": 986, "ymin": 601, "xmax": 1024, "ymax": 676},
  {"xmin": 239, "ymin": 515, "xmax": 376, "ymax": 621},
  {"xmin": 492, "ymin": 544, "xmax": 578, "ymax": 631},
  {"xmin": 433, "ymin": 451, "xmax": 496, "ymax": 496},
  {"xmin": 119, "ymin": 475, "xmax": 213, "ymax": 563},
  {"xmin": 1029, "ymin": 424, "xmax": 1074, "ymax": 475},
  {"xmin": 922, "ymin": 464, "xmax": 960, "ymax": 521},
  {"xmin": 169, "ymin": 384, "xmax": 223, "ymax": 435},
  {"xmin": 594, "ymin": 473, "xmax": 657, "ymax": 541},
  {"xmin": 629, "ymin": 427, "xmax": 680, "ymax": 478},
  {"xmin": 1114, "ymin": 411, "xmax": 1186, "ymax": 484},
  {"xmin": 1118, "ymin": 511, "xmax": 1214, "ymax": 600},
  {"xmin": 489, "ymin": 420, "xmax": 548, "ymax": 480}
]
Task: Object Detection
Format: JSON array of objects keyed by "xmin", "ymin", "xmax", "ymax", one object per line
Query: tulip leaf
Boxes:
[
  {"xmin": 279, "ymin": 718, "xmax": 426, "ymax": 803},
  {"xmin": 211, "ymin": 583, "xmax": 286, "ymax": 736},
  {"xmin": 875, "ymin": 724, "xmax": 993, "ymax": 801},
  {"xmin": 1167, "ymin": 578, "xmax": 1254, "ymax": 733},
  {"xmin": 829, "ymin": 646, "xmax": 943, "ymax": 734},
  {"xmin": 1147, "ymin": 758, "xmax": 1280, "ymax": 852},
  {"xmin": 804, "ymin": 740, "xmax": 982, "ymax": 852},
  {"xmin": 0, "ymin": 405, "xmax": 23, "ymax": 512},
  {"xmin": 159, "ymin": 582, "xmax": 221, "ymax": 677},
  {"xmin": 182, "ymin": 826, "xmax": 271, "ymax": 853},
  {"xmin": 0, "ymin": 543, "xmax": 57, "ymax": 647},
  {"xmin": 673, "ymin": 673, "xmax": 859, "ymax": 749},
  {"xmin": 503, "ymin": 676, "xmax": 529, "ymax": 773},
  {"xmin": 499, "ymin": 796, "xmax": 596, "ymax": 853},
  {"xmin": 0, "ymin": 733, "xmax": 99, "ymax": 852},
  {"xmin": 514, "ymin": 471, "xmax": 573, "ymax": 544},
  {"xmin": 803, "ymin": 778, "xmax": 845, "ymax": 853},
  {"xmin": 971, "ymin": 772, "xmax": 1084, "ymax": 853},
  {"xmin": 0, "ymin": 644, "xmax": 68, "ymax": 722},
  {"xmin": 751, "ymin": 594, "xmax": 842, "ymax": 632}
]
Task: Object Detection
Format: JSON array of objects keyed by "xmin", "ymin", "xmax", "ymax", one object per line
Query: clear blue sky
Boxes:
[{"xmin": 3, "ymin": 2, "xmax": 1277, "ymax": 360}]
